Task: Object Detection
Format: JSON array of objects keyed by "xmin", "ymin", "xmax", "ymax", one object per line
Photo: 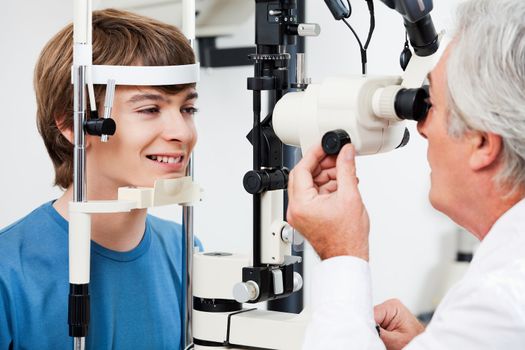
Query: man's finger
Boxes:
[
  {"xmin": 313, "ymin": 168, "xmax": 337, "ymax": 186},
  {"xmin": 318, "ymin": 179, "xmax": 337, "ymax": 194},
  {"xmin": 335, "ymin": 144, "xmax": 360, "ymax": 199},
  {"xmin": 296, "ymin": 144, "xmax": 327, "ymax": 173},
  {"xmin": 290, "ymin": 144, "xmax": 327, "ymax": 199},
  {"xmin": 374, "ymin": 304, "xmax": 389, "ymax": 327}
]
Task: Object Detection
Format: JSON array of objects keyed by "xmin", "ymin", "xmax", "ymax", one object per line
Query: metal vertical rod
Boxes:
[
  {"xmin": 182, "ymin": 155, "xmax": 194, "ymax": 349},
  {"xmin": 181, "ymin": 16, "xmax": 196, "ymax": 344},
  {"xmin": 252, "ymin": 86, "xmax": 262, "ymax": 267},
  {"xmin": 72, "ymin": 64, "xmax": 87, "ymax": 350},
  {"xmin": 73, "ymin": 65, "xmax": 87, "ymax": 203},
  {"xmin": 74, "ymin": 338, "xmax": 85, "ymax": 350}
]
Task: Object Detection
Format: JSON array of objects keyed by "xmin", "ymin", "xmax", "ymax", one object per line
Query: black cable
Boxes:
[
  {"xmin": 342, "ymin": 18, "xmax": 367, "ymax": 74},
  {"xmin": 340, "ymin": 0, "xmax": 375, "ymax": 75},
  {"xmin": 364, "ymin": 0, "xmax": 375, "ymax": 50}
]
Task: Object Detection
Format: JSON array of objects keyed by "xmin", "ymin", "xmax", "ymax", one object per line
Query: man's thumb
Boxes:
[{"xmin": 336, "ymin": 144, "xmax": 359, "ymax": 196}]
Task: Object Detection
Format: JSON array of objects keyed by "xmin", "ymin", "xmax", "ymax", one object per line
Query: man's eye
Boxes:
[
  {"xmin": 181, "ymin": 107, "xmax": 199, "ymax": 116},
  {"xmin": 138, "ymin": 107, "xmax": 160, "ymax": 114},
  {"xmin": 425, "ymin": 97, "xmax": 433, "ymax": 109}
]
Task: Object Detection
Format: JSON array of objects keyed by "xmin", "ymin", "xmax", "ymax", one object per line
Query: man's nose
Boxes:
[{"xmin": 416, "ymin": 115, "xmax": 428, "ymax": 139}]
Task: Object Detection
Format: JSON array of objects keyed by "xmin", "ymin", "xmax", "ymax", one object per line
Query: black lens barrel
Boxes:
[{"xmin": 394, "ymin": 87, "xmax": 430, "ymax": 122}]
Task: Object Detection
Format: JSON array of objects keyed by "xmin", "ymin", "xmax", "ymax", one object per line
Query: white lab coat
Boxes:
[{"xmin": 303, "ymin": 199, "xmax": 525, "ymax": 350}]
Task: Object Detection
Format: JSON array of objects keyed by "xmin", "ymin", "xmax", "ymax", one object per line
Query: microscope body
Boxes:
[
  {"xmin": 273, "ymin": 28, "xmax": 443, "ymax": 156},
  {"xmin": 273, "ymin": 75, "xmax": 408, "ymax": 155}
]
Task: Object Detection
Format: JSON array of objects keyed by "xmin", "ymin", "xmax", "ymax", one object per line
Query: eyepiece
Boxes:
[
  {"xmin": 404, "ymin": 14, "xmax": 439, "ymax": 57},
  {"xmin": 394, "ymin": 87, "xmax": 430, "ymax": 122}
]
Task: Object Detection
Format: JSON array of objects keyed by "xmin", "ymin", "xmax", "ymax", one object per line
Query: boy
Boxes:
[{"xmin": 0, "ymin": 8, "xmax": 200, "ymax": 349}]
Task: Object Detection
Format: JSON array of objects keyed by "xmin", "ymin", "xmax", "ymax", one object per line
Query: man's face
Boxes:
[
  {"xmin": 417, "ymin": 46, "xmax": 473, "ymax": 217},
  {"xmin": 87, "ymin": 86, "xmax": 198, "ymax": 191}
]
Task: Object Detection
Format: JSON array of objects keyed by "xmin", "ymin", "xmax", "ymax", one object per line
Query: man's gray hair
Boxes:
[{"xmin": 446, "ymin": 0, "xmax": 525, "ymax": 192}]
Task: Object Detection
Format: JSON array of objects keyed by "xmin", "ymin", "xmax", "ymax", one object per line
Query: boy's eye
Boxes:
[
  {"xmin": 137, "ymin": 107, "xmax": 160, "ymax": 114},
  {"xmin": 181, "ymin": 107, "xmax": 199, "ymax": 116}
]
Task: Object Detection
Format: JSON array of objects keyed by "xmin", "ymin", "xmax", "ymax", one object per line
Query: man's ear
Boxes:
[{"xmin": 468, "ymin": 131, "xmax": 502, "ymax": 171}]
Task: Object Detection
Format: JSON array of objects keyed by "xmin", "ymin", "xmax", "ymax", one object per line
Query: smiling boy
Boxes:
[{"xmin": 0, "ymin": 9, "xmax": 200, "ymax": 349}]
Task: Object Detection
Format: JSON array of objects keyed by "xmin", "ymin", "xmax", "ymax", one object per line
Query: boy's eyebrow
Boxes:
[
  {"xmin": 185, "ymin": 91, "xmax": 198, "ymax": 101},
  {"xmin": 127, "ymin": 93, "xmax": 167, "ymax": 104},
  {"xmin": 127, "ymin": 91, "xmax": 198, "ymax": 104}
]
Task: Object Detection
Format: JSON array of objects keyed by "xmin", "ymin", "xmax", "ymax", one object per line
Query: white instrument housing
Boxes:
[{"xmin": 273, "ymin": 75, "xmax": 408, "ymax": 155}]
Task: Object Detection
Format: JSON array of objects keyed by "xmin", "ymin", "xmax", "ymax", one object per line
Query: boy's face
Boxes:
[{"xmin": 87, "ymin": 86, "xmax": 198, "ymax": 190}]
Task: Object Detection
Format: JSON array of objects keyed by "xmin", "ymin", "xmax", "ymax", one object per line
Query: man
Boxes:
[
  {"xmin": 0, "ymin": 9, "xmax": 201, "ymax": 349},
  {"xmin": 287, "ymin": 0, "xmax": 525, "ymax": 348}
]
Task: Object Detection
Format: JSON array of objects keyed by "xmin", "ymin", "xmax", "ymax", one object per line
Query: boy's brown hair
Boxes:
[{"xmin": 34, "ymin": 8, "xmax": 195, "ymax": 189}]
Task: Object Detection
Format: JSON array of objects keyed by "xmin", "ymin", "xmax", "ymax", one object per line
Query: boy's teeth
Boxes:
[{"xmin": 149, "ymin": 155, "xmax": 182, "ymax": 164}]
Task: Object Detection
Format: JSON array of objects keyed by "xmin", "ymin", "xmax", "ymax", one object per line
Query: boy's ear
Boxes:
[
  {"xmin": 468, "ymin": 131, "xmax": 502, "ymax": 171},
  {"xmin": 56, "ymin": 117, "xmax": 73, "ymax": 144},
  {"xmin": 55, "ymin": 115, "xmax": 91, "ymax": 147}
]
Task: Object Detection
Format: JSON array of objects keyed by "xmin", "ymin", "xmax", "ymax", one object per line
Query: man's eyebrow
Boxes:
[
  {"xmin": 127, "ymin": 93, "xmax": 167, "ymax": 104},
  {"xmin": 426, "ymin": 72, "xmax": 433, "ymax": 85}
]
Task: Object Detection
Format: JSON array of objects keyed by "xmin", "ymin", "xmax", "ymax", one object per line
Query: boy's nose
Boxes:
[{"xmin": 162, "ymin": 110, "xmax": 196, "ymax": 144}]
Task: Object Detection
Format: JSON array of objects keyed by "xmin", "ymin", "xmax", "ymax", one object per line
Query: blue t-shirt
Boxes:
[{"xmin": 0, "ymin": 201, "xmax": 201, "ymax": 350}]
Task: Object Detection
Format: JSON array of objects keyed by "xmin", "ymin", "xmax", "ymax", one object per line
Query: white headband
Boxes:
[{"xmin": 72, "ymin": 44, "xmax": 200, "ymax": 86}]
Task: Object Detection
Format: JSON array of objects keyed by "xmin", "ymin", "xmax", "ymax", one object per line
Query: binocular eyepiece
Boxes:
[
  {"xmin": 395, "ymin": 86, "xmax": 430, "ymax": 122},
  {"xmin": 373, "ymin": 84, "xmax": 430, "ymax": 123}
]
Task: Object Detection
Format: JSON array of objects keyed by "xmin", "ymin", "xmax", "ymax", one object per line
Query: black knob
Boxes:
[
  {"xmin": 84, "ymin": 118, "xmax": 117, "ymax": 136},
  {"xmin": 243, "ymin": 171, "xmax": 270, "ymax": 194},
  {"xmin": 68, "ymin": 284, "xmax": 90, "ymax": 337},
  {"xmin": 243, "ymin": 168, "xmax": 290, "ymax": 194},
  {"xmin": 394, "ymin": 88, "xmax": 430, "ymax": 122},
  {"xmin": 322, "ymin": 129, "xmax": 351, "ymax": 155}
]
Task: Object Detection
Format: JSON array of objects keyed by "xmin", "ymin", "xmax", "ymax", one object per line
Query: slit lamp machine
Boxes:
[{"xmin": 68, "ymin": 0, "xmax": 442, "ymax": 349}]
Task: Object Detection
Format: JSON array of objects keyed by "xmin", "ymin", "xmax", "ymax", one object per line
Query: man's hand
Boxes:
[
  {"xmin": 374, "ymin": 299, "xmax": 425, "ymax": 350},
  {"xmin": 287, "ymin": 143, "xmax": 370, "ymax": 261}
]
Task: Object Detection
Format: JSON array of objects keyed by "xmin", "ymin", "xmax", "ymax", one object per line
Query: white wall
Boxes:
[{"xmin": 0, "ymin": 0, "xmax": 463, "ymax": 315}]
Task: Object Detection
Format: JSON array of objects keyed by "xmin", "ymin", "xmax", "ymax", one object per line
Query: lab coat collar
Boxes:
[{"xmin": 471, "ymin": 196, "xmax": 525, "ymax": 271}]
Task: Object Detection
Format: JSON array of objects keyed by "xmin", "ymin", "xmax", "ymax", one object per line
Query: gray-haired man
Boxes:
[{"xmin": 289, "ymin": 0, "xmax": 525, "ymax": 349}]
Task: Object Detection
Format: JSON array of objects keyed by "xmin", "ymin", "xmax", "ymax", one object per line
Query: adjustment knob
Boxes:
[
  {"xmin": 233, "ymin": 281, "xmax": 260, "ymax": 303},
  {"xmin": 84, "ymin": 118, "xmax": 116, "ymax": 137},
  {"xmin": 243, "ymin": 171, "xmax": 269, "ymax": 194},
  {"xmin": 243, "ymin": 169, "xmax": 290, "ymax": 194},
  {"xmin": 322, "ymin": 129, "xmax": 351, "ymax": 155},
  {"xmin": 297, "ymin": 23, "xmax": 321, "ymax": 37},
  {"xmin": 293, "ymin": 272, "xmax": 303, "ymax": 293},
  {"xmin": 281, "ymin": 224, "xmax": 304, "ymax": 246}
]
